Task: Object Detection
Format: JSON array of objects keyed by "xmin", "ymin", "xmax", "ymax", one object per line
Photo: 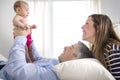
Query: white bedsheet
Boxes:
[{"xmin": 0, "ymin": 54, "xmax": 7, "ymax": 61}]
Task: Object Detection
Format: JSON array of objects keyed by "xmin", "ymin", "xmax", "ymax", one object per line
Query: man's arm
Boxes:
[
  {"xmin": 3, "ymin": 36, "xmax": 39, "ymax": 80},
  {"xmin": 31, "ymin": 41, "xmax": 42, "ymax": 60},
  {"xmin": 8, "ymin": 36, "xmax": 27, "ymax": 62},
  {"xmin": 1, "ymin": 28, "xmax": 59, "ymax": 80}
]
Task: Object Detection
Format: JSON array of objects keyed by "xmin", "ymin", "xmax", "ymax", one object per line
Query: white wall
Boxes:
[
  {"xmin": 0, "ymin": 0, "xmax": 120, "ymax": 58},
  {"xmin": 101, "ymin": 0, "xmax": 120, "ymax": 24},
  {"xmin": 101, "ymin": 0, "xmax": 120, "ymax": 38},
  {"xmin": 0, "ymin": 0, "xmax": 16, "ymax": 58}
]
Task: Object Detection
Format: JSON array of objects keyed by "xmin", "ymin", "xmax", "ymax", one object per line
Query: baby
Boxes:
[{"xmin": 13, "ymin": 0, "xmax": 37, "ymax": 63}]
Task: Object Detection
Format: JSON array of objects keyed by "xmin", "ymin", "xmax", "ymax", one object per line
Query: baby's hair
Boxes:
[{"xmin": 13, "ymin": 0, "xmax": 28, "ymax": 12}]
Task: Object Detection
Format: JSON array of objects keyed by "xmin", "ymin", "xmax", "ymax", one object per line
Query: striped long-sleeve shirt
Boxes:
[{"xmin": 104, "ymin": 39, "xmax": 120, "ymax": 80}]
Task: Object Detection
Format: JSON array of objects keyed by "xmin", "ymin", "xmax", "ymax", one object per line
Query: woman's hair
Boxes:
[
  {"xmin": 13, "ymin": 0, "xmax": 28, "ymax": 12},
  {"xmin": 89, "ymin": 14, "xmax": 120, "ymax": 66},
  {"xmin": 75, "ymin": 41, "xmax": 94, "ymax": 59}
]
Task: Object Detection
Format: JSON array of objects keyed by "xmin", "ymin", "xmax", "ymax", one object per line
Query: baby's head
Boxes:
[{"xmin": 13, "ymin": 0, "xmax": 29, "ymax": 18}]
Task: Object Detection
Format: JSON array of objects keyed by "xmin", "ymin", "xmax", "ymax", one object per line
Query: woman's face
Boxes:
[{"xmin": 81, "ymin": 17, "xmax": 96, "ymax": 43}]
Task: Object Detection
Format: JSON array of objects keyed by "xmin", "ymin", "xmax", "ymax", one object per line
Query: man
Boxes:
[
  {"xmin": 0, "ymin": 28, "xmax": 115, "ymax": 80},
  {"xmin": 58, "ymin": 41, "xmax": 94, "ymax": 62},
  {"xmin": 0, "ymin": 28, "xmax": 59, "ymax": 80}
]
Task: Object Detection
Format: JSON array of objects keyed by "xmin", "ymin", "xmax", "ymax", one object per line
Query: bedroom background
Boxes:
[{"xmin": 0, "ymin": 0, "xmax": 120, "ymax": 59}]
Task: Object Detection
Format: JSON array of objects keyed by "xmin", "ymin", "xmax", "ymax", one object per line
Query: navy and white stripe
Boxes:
[{"xmin": 104, "ymin": 41, "xmax": 120, "ymax": 80}]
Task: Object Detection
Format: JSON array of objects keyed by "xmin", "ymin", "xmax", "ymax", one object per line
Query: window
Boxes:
[{"xmin": 27, "ymin": 0, "xmax": 100, "ymax": 58}]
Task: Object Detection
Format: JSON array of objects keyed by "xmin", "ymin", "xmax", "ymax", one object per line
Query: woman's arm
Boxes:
[{"xmin": 104, "ymin": 43, "xmax": 120, "ymax": 80}]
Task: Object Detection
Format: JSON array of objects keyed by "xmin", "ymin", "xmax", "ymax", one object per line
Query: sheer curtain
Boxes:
[
  {"xmin": 27, "ymin": 0, "xmax": 101, "ymax": 58},
  {"xmin": 28, "ymin": 0, "xmax": 53, "ymax": 57}
]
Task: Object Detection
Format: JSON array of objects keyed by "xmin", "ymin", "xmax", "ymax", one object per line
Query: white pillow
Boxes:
[{"xmin": 53, "ymin": 58, "xmax": 115, "ymax": 80}]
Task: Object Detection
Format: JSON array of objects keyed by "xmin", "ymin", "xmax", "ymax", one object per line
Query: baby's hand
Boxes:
[
  {"xmin": 31, "ymin": 24, "xmax": 37, "ymax": 29},
  {"xmin": 23, "ymin": 24, "xmax": 29, "ymax": 30}
]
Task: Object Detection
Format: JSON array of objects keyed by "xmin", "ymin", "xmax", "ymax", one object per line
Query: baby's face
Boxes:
[{"xmin": 18, "ymin": 3, "xmax": 29, "ymax": 18}]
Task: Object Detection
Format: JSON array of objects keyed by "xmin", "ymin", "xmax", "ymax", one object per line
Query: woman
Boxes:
[{"xmin": 82, "ymin": 14, "xmax": 120, "ymax": 80}]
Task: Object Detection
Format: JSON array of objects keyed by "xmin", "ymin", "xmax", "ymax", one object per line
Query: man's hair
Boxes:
[{"xmin": 75, "ymin": 41, "xmax": 94, "ymax": 59}]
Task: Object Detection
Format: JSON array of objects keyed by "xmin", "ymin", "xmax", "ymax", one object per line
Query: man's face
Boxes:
[{"xmin": 59, "ymin": 43, "xmax": 80, "ymax": 62}]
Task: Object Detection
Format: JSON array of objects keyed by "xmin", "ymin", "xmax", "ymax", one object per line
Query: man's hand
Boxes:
[{"xmin": 13, "ymin": 27, "xmax": 28, "ymax": 37}]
